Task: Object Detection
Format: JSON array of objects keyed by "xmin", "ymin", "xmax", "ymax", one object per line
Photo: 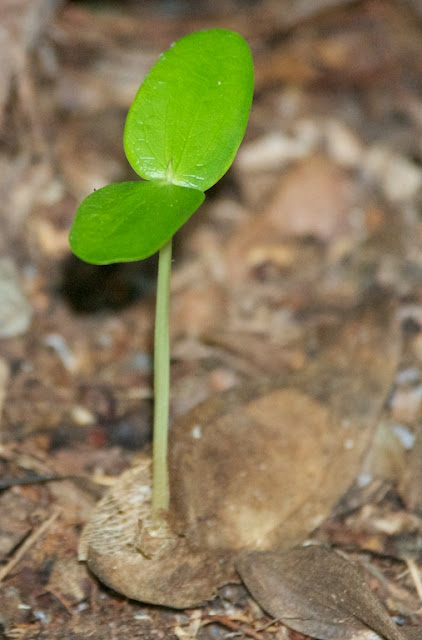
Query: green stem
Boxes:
[{"xmin": 151, "ymin": 238, "xmax": 172, "ymax": 520}]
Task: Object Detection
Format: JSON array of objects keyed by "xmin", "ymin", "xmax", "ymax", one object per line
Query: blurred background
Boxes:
[{"xmin": 1, "ymin": 0, "xmax": 422, "ymax": 637}]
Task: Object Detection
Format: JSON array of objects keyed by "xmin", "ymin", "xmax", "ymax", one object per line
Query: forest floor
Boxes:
[{"xmin": 1, "ymin": 0, "xmax": 422, "ymax": 638}]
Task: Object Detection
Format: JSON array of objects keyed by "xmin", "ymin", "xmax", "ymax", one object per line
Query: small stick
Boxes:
[
  {"xmin": 0, "ymin": 474, "xmax": 68, "ymax": 491},
  {"xmin": 203, "ymin": 614, "xmax": 263, "ymax": 640},
  {"xmin": 404, "ymin": 557, "xmax": 422, "ymax": 603},
  {"xmin": 256, "ymin": 617, "xmax": 283, "ymax": 632},
  {"xmin": 0, "ymin": 508, "xmax": 61, "ymax": 582}
]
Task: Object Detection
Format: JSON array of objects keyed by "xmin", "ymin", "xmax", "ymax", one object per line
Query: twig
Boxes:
[
  {"xmin": 0, "ymin": 474, "xmax": 69, "ymax": 491},
  {"xmin": 256, "ymin": 617, "xmax": 283, "ymax": 632},
  {"xmin": 404, "ymin": 557, "xmax": 422, "ymax": 603},
  {"xmin": 0, "ymin": 508, "xmax": 61, "ymax": 582},
  {"xmin": 203, "ymin": 614, "xmax": 264, "ymax": 640}
]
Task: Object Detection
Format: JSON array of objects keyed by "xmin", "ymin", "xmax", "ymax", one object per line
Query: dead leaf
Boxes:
[
  {"xmin": 263, "ymin": 156, "xmax": 355, "ymax": 243},
  {"xmin": 404, "ymin": 629, "xmax": 422, "ymax": 640},
  {"xmin": 361, "ymin": 419, "xmax": 407, "ymax": 486},
  {"xmin": 170, "ymin": 293, "xmax": 400, "ymax": 556},
  {"xmin": 78, "ymin": 461, "xmax": 234, "ymax": 608},
  {"xmin": 237, "ymin": 545, "xmax": 407, "ymax": 640},
  {"xmin": 0, "ymin": 491, "xmax": 32, "ymax": 559},
  {"xmin": 226, "ymin": 156, "xmax": 356, "ymax": 286},
  {"xmin": 400, "ymin": 410, "xmax": 422, "ymax": 513}
]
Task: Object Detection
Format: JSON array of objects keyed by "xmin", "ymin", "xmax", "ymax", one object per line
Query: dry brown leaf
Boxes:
[
  {"xmin": 226, "ymin": 156, "xmax": 356, "ymax": 286},
  {"xmin": 404, "ymin": 629, "xmax": 422, "ymax": 640},
  {"xmin": 237, "ymin": 545, "xmax": 408, "ymax": 640},
  {"xmin": 400, "ymin": 410, "xmax": 422, "ymax": 513},
  {"xmin": 263, "ymin": 155, "xmax": 355, "ymax": 243},
  {"xmin": 170, "ymin": 293, "xmax": 399, "ymax": 556},
  {"xmin": 78, "ymin": 461, "xmax": 233, "ymax": 608}
]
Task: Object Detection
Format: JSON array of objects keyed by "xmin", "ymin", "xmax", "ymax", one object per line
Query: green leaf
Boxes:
[
  {"xmin": 70, "ymin": 29, "xmax": 253, "ymax": 266},
  {"xmin": 124, "ymin": 29, "xmax": 253, "ymax": 192},
  {"xmin": 69, "ymin": 181, "xmax": 204, "ymax": 265}
]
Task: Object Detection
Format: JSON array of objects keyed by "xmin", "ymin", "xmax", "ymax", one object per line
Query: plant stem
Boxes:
[{"xmin": 151, "ymin": 238, "xmax": 172, "ymax": 520}]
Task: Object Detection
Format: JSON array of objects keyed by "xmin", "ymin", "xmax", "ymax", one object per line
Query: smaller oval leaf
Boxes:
[
  {"xmin": 124, "ymin": 29, "xmax": 254, "ymax": 191},
  {"xmin": 69, "ymin": 181, "xmax": 204, "ymax": 264}
]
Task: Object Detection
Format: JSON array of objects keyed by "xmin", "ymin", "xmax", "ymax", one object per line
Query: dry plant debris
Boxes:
[
  {"xmin": 79, "ymin": 293, "xmax": 399, "ymax": 607},
  {"xmin": 238, "ymin": 545, "xmax": 421, "ymax": 640},
  {"xmin": 1, "ymin": 0, "xmax": 422, "ymax": 638}
]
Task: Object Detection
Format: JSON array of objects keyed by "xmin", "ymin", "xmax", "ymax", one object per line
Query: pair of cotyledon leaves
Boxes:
[{"xmin": 69, "ymin": 29, "xmax": 254, "ymax": 265}]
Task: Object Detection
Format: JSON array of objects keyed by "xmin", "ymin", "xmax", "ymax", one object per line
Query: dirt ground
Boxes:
[{"xmin": 1, "ymin": 0, "xmax": 422, "ymax": 638}]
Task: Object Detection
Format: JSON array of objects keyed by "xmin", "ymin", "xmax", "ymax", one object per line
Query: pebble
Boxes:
[
  {"xmin": 364, "ymin": 145, "xmax": 422, "ymax": 202},
  {"xmin": 324, "ymin": 119, "xmax": 363, "ymax": 168},
  {"xmin": 236, "ymin": 129, "xmax": 316, "ymax": 172}
]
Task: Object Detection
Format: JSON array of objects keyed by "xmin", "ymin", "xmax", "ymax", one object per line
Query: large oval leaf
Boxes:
[
  {"xmin": 124, "ymin": 29, "xmax": 254, "ymax": 191},
  {"xmin": 69, "ymin": 181, "xmax": 204, "ymax": 264}
]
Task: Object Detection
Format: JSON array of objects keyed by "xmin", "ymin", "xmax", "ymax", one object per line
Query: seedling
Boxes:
[{"xmin": 69, "ymin": 29, "xmax": 253, "ymax": 522}]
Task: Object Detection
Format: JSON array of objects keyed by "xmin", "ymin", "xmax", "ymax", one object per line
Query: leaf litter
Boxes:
[
  {"xmin": 2, "ymin": 0, "xmax": 422, "ymax": 637},
  {"xmin": 80, "ymin": 290, "xmax": 400, "ymax": 608}
]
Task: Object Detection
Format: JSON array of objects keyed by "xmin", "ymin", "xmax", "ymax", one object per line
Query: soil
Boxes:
[{"xmin": 1, "ymin": 1, "xmax": 422, "ymax": 638}]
